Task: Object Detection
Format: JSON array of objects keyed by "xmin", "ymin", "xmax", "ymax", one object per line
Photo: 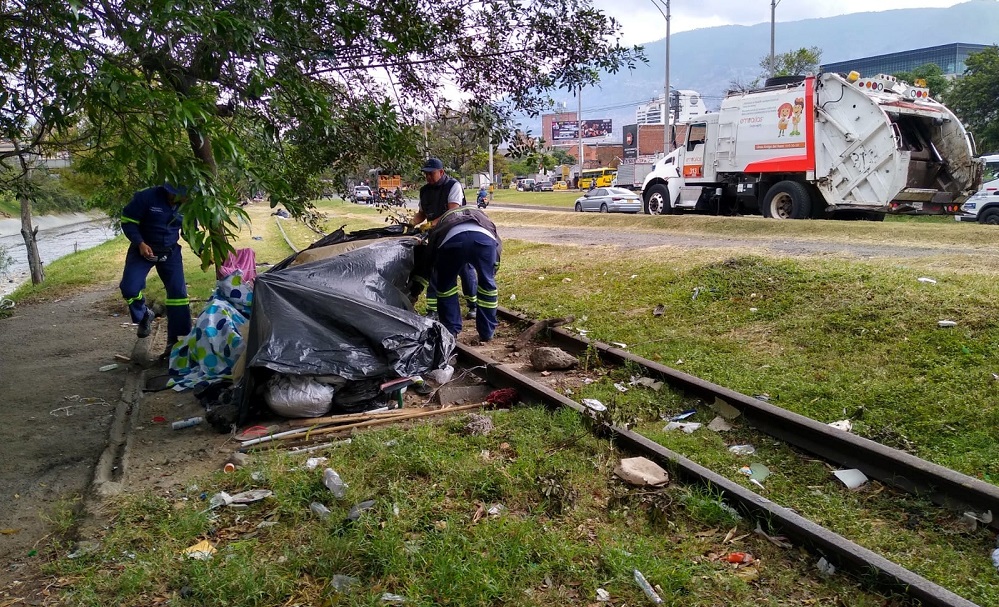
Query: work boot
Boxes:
[
  {"xmin": 464, "ymin": 307, "xmax": 477, "ymax": 321},
  {"xmin": 136, "ymin": 311, "xmax": 154, "ymax": 339}
]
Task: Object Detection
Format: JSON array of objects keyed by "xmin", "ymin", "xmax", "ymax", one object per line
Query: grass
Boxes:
[
  {"xmin": 13, "ymin": 201, "xmax": 999, "ymax": 604},
  {"xmin": 51, "ymin": 407, "xmax": 894, "ymax": 606}
]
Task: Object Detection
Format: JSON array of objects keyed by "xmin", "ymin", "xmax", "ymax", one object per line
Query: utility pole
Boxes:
[
  {"xmin": 663, "ymin": 0, "xmax": 671, "ymax": 153},
  {"xmin": 577, "ymin": 90, "xmax": 583, "ymax": 179},
  {"xmin": 770, "ymin": 0, "xmax": 781, "ymax": 79},
  {"xmin": 488, "ymin": 141, "xmax": 494, "ymax": 198}
]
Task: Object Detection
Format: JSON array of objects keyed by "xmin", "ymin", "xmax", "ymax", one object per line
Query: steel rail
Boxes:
[
  {"xmin": 455, "ymin": 342, "xmax": 981, "ymax": 607},
  {"xmin": 495, "ymin": 306, "xmax": 999, "ymax": 526}
]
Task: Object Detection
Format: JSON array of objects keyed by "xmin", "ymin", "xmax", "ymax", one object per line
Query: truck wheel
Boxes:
[
  {"xmin": 762, "ymin": 181, "xmax": 812, "ymax": 219},
  {"xmin": 980, "ymin": 209, "xmax": 999, "ymax": 225},
  {"xmin": 644, "ymin": 184, "xmax": 674, "ymax": 215}
]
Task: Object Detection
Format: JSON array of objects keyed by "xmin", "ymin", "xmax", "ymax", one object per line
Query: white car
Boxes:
[
  {"xmin": 352, "ymin": 185, "xmax": 372, "ymax": 204},
  {"xmin": 956, "ymin": 178, "xmax": 999, "ymax": 224}
]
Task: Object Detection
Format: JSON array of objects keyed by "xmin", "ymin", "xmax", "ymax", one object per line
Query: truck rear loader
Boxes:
[{"xmin": 641, "ymin": 73, "xmax": 982, "ymax": 219}]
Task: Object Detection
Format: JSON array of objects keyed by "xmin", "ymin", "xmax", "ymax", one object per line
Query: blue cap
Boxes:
[
  {"xmin": 420, "ymin": 157, "xmax": 444, "ymax": 172},
  {"xmin": 163, "ymin": 183, "xmax": 188, "ymax": 197}
]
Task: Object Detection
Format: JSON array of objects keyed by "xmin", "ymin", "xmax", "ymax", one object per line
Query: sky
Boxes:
[{"xmin": 595, "ymin": 0, "xmax": 966, "ymax": 46}]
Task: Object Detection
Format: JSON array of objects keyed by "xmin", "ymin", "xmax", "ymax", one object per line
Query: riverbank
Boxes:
[{"xmin": 1, "ymin": 213, "xmax": 114, "ymax": 298}]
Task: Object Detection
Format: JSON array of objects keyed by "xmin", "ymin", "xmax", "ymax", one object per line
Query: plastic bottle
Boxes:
[
  {"xmin": 310, "ymin": 502, "xmax": 331, "ymax": 519},
  {"xmin": 323, "ymin": 468, "xmax": 348, "ymax": 499},
  {"xmin": 172, "ymin": 416, "xmax": 204, "ymax": 430},
  {"xmin": 632, "ymin": 569, "xmax": 663, "ymax": 604}
]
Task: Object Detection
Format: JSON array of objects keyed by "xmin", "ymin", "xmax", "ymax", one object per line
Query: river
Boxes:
[{"xmin": 0, "ymin": 214, "xmax": 117, "ymax": 298}]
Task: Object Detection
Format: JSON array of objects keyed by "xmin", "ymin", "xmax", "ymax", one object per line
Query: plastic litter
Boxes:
[
  {"xmin": 596, "ymin": 587, "xmax": 611, "ymax": 602},
  {"xmin": 710, "ymin": 397, "xmax": 742, "ymax": 420},
  {"xmin": 816, "ymin": 557, "xmax": 836, "ymax": 576},
  {"xmin": 750, "ymin": 462, "xmax": 770, "ymax": 480},
  {"xmin": 668, "ymin": 409, "xmax": 697, "ymax": 421},
  {"xmin": 347, "ymin": 500, "xmax": 377, "ymax": 522},
  {"xmin": 938, "ymin": 320, "xmax": 958, "ymax": 328},
  {"xmin": 725, "ymin": 552, "xmax": 753, "ymax": 564},
  {"xmin": 208, "ymin": 491, "xmax": 233, "ymax": 509},
  {"xmin": 381, "ymin": 593, "xmax": 407, "ymax": 604},
  {"xmin": 305, "ymin": 457, "xmax": 328, "ymax": 470},
  {"xmin": 330, "ymin": 574, "xmax": 359, "ymax": 594},
  {"xmin": 707, "ymin": 417, "xmax": 733, "ymax": 432},
  {"xmin": 610, "ymin": 342, "xmax": 628, "ymax": 349},
  {"xmin": 664, "ymin": 421, "xmax": 701, "ymax": 433},
  {"xmin": 172, "ymin": 416, "xmax": 204, "ymax": 430},
  {"xmin": 613, "ymin": 382, "xmax": 628, "ymax": 392},
  {"xmin": 833, "ymin": 468, "xmax": 868, "ymax": 489},
  {"xmin": 581, "ymin": 398, "xmax": 607, "ymax": 412},
  {"xmin": 229, "ymin": 489, "xmax": 272, "ymax": 504},
  {"xmin": 828, "ymin": 419, "xmax": 853, "ymax": 432},
  {"xmin": 918, "ymin": 277, "xmax": 937, "ymax": 284},
  {"xmin": 183, "ymin": 540, "xmax": 216, "ymax": 560},
  {"xmin": 487, "ymin": 503, "xmax": 507, "ymax": 516},
  {"xmin": 728, "ymin": 445, "xmax": 755, "ymax": 456},
  {"xmin": 991, "ymin": 548, "xmax": 999, "ymax": 571},
  {"xmin": 632, "ymin": 569, "xmax": 663, "ymax": 604},
  {"xmin": 264, "ymin": 375, "xmax": 335, "ymax": 418},
  {"xmin": 426, "ymin": 365, "xmax": 454, "ymax": 386},
  {"xmin": 323, "ymin": 468, "xmax": 348, "ymax": 499},
  {"xmin": 652, "ymin": 304, "xmax": 665, "ymax": 317},
  {"xmin": 310, "ymin": 502, "xmax": 331, "ymax": 519},
  {"xmin": 98, "ymin": 364, "xmax": 118, "ymax": 372}
]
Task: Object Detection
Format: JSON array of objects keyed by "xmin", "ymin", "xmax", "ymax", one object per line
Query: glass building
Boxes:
[{"xmin": 821, "ymin": 43, "xmax": 990, "ymax": 77}]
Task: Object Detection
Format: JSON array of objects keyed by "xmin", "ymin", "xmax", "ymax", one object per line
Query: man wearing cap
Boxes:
[
  {"xmin": 119, "ymin": 183, "xmax": 193, "ymax": 350},
  {"xmin": 413, "ymin": 158, "xmax": 478, "ymax": 320}
]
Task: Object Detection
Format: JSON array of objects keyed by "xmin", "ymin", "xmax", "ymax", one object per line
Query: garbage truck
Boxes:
[{"xmin": 641, "ymin": 73, "xmax": 982, "ymax": 219}]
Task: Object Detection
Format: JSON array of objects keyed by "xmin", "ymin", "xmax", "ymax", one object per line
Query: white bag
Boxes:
[{"xmin": 264, "ymin": 375, "xmax": 335, "ymax": 418}]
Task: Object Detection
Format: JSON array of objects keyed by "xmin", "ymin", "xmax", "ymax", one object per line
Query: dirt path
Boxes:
[
  {"xmin": 497, "ymin": 224, "xmax": 990, "ymax": 259},
  {"xmin": 0, "ymin": 288, "xmax": 135, "ymax": 590}
]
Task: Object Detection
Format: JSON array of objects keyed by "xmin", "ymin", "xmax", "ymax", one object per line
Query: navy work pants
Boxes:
[
  {"xmin": 434, "ymin": 232, "xmax": 498, "ymax": 340},
  {"xmin": 426, "ymin": 263, "xmax": 477, "ymax": 313},
  {"xmin": 119, "ymin": 244, "xmax": 192, "ymax": 344}
]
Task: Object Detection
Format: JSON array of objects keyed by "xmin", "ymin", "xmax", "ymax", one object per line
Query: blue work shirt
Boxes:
[{"xmin": 120, "ymin": 186, "xmax": 184, "ymax": 253}]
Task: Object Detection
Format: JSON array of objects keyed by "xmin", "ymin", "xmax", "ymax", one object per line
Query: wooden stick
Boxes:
[
  {"xmin": 286, "ymin": 408, "xmax": 412, "ymax": 428},
  {"xmin": 511, "ymin": 316, "xmax": 574, "ymax": 351},
  {"xmin": 242, "ymin": 402, "xmax": 487, "ymax": 447}
]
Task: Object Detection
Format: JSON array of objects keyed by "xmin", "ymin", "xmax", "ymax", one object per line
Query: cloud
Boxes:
[{"xmin": 598, "ymin": 0, "xmax": 963, "ymax": 45}]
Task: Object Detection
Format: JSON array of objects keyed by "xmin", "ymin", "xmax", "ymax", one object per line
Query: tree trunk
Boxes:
[{"xmin": 19, "ymin": 198, "xmax": 44, "ymax": 285}]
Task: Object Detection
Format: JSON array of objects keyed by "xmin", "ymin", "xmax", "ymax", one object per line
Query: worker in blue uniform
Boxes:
[{"xmin": 119, "ymin": 183, "xmax": 192, "ymax": 348}]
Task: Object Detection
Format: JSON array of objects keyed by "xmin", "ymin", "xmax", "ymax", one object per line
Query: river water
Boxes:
[{"xmin": 0, "ymin": 215, "xmax": 117, "ymax": 298}]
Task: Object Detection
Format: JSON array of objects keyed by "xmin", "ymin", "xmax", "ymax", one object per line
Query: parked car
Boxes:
[
  {"xmin": 518, "ymin": 178, "xmax": 536, "ymax": 192},
  {"xmin": 553, "ymin": 181, "xmax": 568, "ymax": 191},
  {"xmin": 352, "ymin": 185, "xmax": 372, "ymax": 204},
  {"xmin": 574, "ymin": 187, "xmax": 642, "ymax": 213},
  {"xmin": 956, "ymin": 177, "xmax": 999, "ymax": 224},
  {"xmin": 536, "ymin": 180, "xmax": 554, "ymax": 192}
]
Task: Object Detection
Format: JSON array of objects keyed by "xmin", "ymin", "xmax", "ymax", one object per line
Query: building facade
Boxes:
[{"xmin": 821, "ymin": 43, "xmax": 989, "ymax": 77}]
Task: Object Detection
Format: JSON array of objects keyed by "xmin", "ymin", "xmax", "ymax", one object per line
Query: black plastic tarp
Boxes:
[{"xmin": 243, "ymin": 233, "xmax": 453, "ymax": 381}]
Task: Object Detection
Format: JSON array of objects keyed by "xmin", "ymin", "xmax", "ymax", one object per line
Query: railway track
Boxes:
[{"xmin": 452, "ymin": 306, "xmax": 999, "ymax": 607}]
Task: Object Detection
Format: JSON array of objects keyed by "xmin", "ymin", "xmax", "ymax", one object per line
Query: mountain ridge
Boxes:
[{"xmin": 532, "ymin": 0, "xmax": 999, "ymax": 140}]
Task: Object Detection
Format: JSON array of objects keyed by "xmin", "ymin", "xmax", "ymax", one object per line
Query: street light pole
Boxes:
[
  {"xmin": 650, "ymin": 0, "xmax": 672, "ymax": 154},
  {"xmin": 770, "ymin": 0, "xmax": 781, "ymax": 79},
  {"xmin": 577, "ymin": 90, "xmax": 583, "ymax": 177}
]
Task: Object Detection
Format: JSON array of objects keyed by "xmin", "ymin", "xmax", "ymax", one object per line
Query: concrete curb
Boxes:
[
  {"xmin": 489, "ymin": 203, "xmax": 571, "ymax": 213},
  {"xmin": 91, "ymin": 327, "xmax": 155, "ymax": 497}
]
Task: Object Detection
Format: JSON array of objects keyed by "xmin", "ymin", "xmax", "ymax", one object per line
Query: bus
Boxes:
[{"xmin": 578, "ymin": 167, "xmax": 616, "ymax": 190}]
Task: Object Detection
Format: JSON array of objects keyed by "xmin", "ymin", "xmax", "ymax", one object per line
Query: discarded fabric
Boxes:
[{"xmin": 664, "ymin": 421, "xmax": 701, "ymax": 433}]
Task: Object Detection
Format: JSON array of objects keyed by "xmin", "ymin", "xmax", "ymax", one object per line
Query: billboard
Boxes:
[
  {"xmin": 551, "ymin": 119, "xmax": 614, "ymax": 142},
  {"xmin": 551, "ymin": 121, "xmax": 578, "ymax": 141},
  {"xmin": 622, "ymin": 124, "xmax": 638, "ymax": 159}
]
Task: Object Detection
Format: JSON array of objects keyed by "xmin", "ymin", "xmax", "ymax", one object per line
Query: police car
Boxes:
[{"xmin": 956, "ymin": 178, "xmax": 999, "ymax": 225}]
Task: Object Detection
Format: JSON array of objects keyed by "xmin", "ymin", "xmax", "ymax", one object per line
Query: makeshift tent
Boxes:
[{"xmin": 223, "ymin": 226, "xmax": 453, "ymax": 426}]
